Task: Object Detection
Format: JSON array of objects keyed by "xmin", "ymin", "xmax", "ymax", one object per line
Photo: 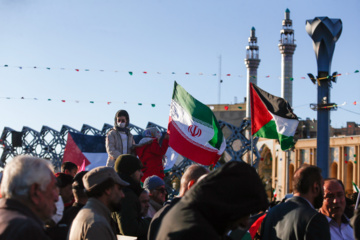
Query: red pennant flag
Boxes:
[
  {"xmin": 78, "ymin": 159, "xmax": 86, "ymax": 172},
  {"xmin": 301, "ymin": 77, "xmax": 306, "ymax": 79},
  {"xmin": 107, "ymin": 102, "xmax": 111, "ymax": 105},
  {"xmin": 354, "ymin": 101, "xmax": 357, "ymax": 105},
  {"xmin": 61, "ymin": 100, "xmax": 66, "ymax": 102},
  {"xmin": 143, "ymin": 71, "xmax": 147, "ymax": 74},
  {"xmin": 185, "ymin": 72, "xmax": 189, "ymax": 75},
  {"xmin": 226, "ymin": 74, "xmax": 231, "ymax": 76},
  {"xmin": 266, "ymin": 75, "xmax": 270, "ymax": 78},
  {"xmin": 75, "ymin": 69, "xmax": 79, "ymax": 72}
]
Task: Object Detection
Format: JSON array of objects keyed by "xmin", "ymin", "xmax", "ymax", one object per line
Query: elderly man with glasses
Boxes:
[
  {"xmin": 319, "ymin": 178, "xmax": 354, "ymax": 240},
  {"xmin": 143, "ymin": 175, "xmax": 167, "ymax": 218}
]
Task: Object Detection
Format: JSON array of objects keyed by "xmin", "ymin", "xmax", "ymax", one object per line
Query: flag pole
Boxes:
[
  {"xmin": 251, "ymin": 128, "xmax": 253, "ymax": 167},
  {"xmin": 356, "ymin": 188, "xmax": 360, "ymax": 210},
  {"xmin": 218, "ymin": 54, "xmax": 222, "ymax": 105},
  {"xmin": 250, "ymin": 82, "xmax": 253, "ymax": 167}
]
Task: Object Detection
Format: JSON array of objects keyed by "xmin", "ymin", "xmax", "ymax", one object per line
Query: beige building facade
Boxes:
[{"xmin": 257, "ymin": 135, "xmax": 360, "ymax": 200}]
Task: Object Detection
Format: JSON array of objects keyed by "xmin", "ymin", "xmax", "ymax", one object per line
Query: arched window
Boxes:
[
  {"xmin": 330, "ymin": 162, "xmax": 338, "ymax": 179},
  {"xmin": 345, "ymin": 161, "xmax": 354, "ymax": 197}
]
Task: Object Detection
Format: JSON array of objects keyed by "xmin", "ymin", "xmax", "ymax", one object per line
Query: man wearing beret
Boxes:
[
  {"xmin": 112, "ymin": 154, "xmax": 150, "ymax": 240},
  {"xmin": 67, "ymin": 167, "xmax": 129, "ymax": 240},
  {"xmin": 143, "ymin": 175, "xmax": 167, "ymax": 218}
]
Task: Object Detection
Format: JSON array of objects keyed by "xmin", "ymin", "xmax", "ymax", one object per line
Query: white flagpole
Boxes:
[
  {"xmin": 218, "ymin": 55, "xmax": 222, "ymax": 105},
  {"xmin": 250, "ymin": 82, "xmax": 253, "ymax": 167},
  {"xmin": 356, "ymin": 189, "xmax": 360, "ymax": 210}
]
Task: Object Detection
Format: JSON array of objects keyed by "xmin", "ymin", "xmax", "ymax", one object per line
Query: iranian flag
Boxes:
[
  {"xmin": 167, "ymin": 81, "xmax": 226, "ymax": 166},
  {"xmin": 250, "ymin": 83, "xmax": 299, "ymax": 151}
]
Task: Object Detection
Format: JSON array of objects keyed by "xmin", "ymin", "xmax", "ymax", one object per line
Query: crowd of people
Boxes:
[{"xmin": 0, "ymin": 109, "xmax": 359, "ymax": 240}]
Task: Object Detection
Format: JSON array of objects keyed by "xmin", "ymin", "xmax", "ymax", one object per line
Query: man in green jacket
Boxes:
[{"xmin": 68, "ymin": 167, "xmax": 129, "ymax": 240}]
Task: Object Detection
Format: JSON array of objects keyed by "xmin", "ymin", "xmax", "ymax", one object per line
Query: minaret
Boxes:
[
  {"xmin": 279, "ymin": 8, "xmax": 296, "ymax": 106},
  {"xmin": 245, "ymin": 27, "xmax": 260, "ymax": 118}
]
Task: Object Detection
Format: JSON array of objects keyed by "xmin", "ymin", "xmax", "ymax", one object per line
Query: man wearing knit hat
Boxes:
[
  {"xmin": 106, "ymin": 110, "xmax": 135, "ymax": 168},
  {"xmin": 112, "ymin": 154, "xmax": 150, "ymax": 240},
  {"xmin": 68, "ymin": 167, "xmax": 128, "ymax": 240},
  {"xmin": 143, "ymin": 175, "xmax": 166, "ymax": 218}
]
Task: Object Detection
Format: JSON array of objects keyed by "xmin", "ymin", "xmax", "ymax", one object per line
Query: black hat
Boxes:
[
  {"xmin": 72, "ymin": 171, "xmax": 88, "ymax": 190},
  {"xmin": 56, "ymin": 173, "xmax": 73, "ymax": 188},
  {"xmin": 114, "ymin": 154, "xmax": 143, "ymax": 176}
]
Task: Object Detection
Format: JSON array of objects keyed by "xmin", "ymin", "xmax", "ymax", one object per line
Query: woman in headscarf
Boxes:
[{"xmin": 106, "ymin": 110, "xmax": 135, "ymax": 168}]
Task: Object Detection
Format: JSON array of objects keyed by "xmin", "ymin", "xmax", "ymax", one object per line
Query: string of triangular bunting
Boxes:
[{"xmin": 1, "ymin": 64, "xmax": 359, "ymax": 81}]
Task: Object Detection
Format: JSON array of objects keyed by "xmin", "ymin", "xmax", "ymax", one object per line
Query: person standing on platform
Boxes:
[
  {"xmin": 106, "ymin": 110, "xmax": 135, "ymax": 168},
  {"xmin": 135, "ymin": 127, "xmax": 169, "ymax": 182}
]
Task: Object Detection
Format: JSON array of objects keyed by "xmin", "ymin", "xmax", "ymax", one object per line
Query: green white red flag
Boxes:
[
  {"xmin": 250, "ymin": 83, "xmax": 299, "ymax": 151},
  {"xmin": 167, "ymin": 81, "xmax": 226, "ymax": 166}
]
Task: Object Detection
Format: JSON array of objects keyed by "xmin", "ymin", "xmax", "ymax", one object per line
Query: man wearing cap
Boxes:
[
  {"xmin": 143, "ymin": 175, "xmax": 167, "ymax": 218},
  {"xmin": 68, "ymin": 167, "xmax": 128, "ymax": 240},
  {"xmin": 112, "ymin": 154, "xmax": 150, "ymax": 240},
  {"xmin": 106, "ymin": 110, "xmax": 135, "ymax": 168}
]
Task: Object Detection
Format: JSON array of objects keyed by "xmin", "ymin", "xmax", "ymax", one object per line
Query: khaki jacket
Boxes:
[
  {"xmin": 67, "ymin": 198, "xmax": 117, "ymax": 240},
  {"xmin": 106, "ymin": 128, "xmax": 135, "ymax": 167}
]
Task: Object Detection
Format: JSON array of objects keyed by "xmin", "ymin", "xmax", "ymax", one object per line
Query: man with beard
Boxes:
[
  {"xmin": 67, "ymin": 167, "xmax": 128, "ymax": 240},
  {"xmin": 261, "ymin": 165, "xmax": 330, "ymax": 240},
  {"xmin": 320, "ymin": 179, "xmax": 354, "ymax": 240}
]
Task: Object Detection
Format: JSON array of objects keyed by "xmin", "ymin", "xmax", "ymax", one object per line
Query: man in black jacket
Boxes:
[
  {"xmin": 261, "ymin": 165, "xmax": 330, "ymax": 240},
  {"xmin": 148, "ymin": 164, "xmax": 209, "ymax": 240},
  {"xmin": 112, "ymin": 154, "xmax": 150, "ymax": 240},
  {"xmin": 156, "ymin": 161, "xmax": 269, "ymax": 240}
]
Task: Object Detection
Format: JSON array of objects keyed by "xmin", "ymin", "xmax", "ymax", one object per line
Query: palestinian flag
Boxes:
[
  {"xmin": 63, "ymin": 132, "xmax": 107, "ymax": 170},
  {"xmin": 167, "ymin": 81, "xmax": 226, "ymax": 166},
  {"xmin": 250, "ymin": 83, "xmax": 299, "ymax": 151}
]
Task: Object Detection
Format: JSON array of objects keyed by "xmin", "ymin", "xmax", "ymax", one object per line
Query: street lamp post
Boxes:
[{"xmin": 306, "ymin": 17, "xmax": 342, "ymax": 178}]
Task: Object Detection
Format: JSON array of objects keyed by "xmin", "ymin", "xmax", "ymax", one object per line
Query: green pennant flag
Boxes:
[
  {"xmin": 151, "ymin": 104, "xmax": 155, "ymax": 107},
  {"xmin": 355, "ymin": 70, "xmax": 359, "ymax": 73},
  {"xmin": 129, "ymin": 71, "xmax": 133, "ymax": 75}
]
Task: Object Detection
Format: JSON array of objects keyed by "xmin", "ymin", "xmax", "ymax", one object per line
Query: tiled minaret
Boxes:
[
  {"xmin": 279, "ymin": 8, "xmax": 296, "ymax": 106},
  {"xmin": 245, "ymin": 27, "xmax": 260, "ymax": 118}
]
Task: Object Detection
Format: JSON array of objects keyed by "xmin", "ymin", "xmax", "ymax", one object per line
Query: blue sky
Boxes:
[{"xmin": 0, "ymin": 0, "xmax": 359, "ymax": 134}]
